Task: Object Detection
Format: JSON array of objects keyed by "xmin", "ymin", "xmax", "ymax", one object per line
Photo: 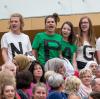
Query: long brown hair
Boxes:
[
  {"xmin": 78, "ymin": 16, "xmax": 96, "ymax": 47},
  {"xmin": 61, "ymin": 21, "xmax": 75, "ymax": 44}
]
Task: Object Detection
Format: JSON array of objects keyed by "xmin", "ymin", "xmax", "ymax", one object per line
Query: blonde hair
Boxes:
[
  {"xmin": 79, "ymin": 68, "xmax": 92, "ymax": 79},
  {"xmin": 2, "ymin": 61, "xmax": 16, "ymax": 72},
  {"xmin": 13, "ymin": 54, "xmax": 31, "ymax": 71},
  {"xmin": 33, "ymin": 82, "xmax": 47, "ymax": 94},
  {"xmin": 65, "ymin": 76, "xmax": 81, "ymax": 94},
  {"xmin": 0, "ymin": 71, "xmax": 16, "ymax": 97},
  {"xmin": 9, "ymin": 13, "xmax": 24, "ymax": 31}
]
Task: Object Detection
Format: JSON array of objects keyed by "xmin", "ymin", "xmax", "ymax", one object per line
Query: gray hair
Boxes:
[{"xmin": 48, "ymin": 73, "xmax": 64, "ymax": 88}]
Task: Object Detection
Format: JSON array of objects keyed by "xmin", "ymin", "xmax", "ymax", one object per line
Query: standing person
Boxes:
[
  {"xmin": 76, "ymin": 16, "xmax": 96, "ymax": 69},
  {"xmin": 1, "ymin": 13, "xmax": 32, "ymax": 63},
  {"xmin": 96, "ymin": 37, "xmax": 100, "ymax": 65},
  {"xmin": 32, "ymin": 13, "xmax": 62, "ymax": 66},
  {"xmin": 60, "ymin": 21, "xmax": 77, "ymax": 70}
]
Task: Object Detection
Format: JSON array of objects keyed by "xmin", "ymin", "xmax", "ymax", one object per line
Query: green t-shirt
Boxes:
[
  {"xmin": 32, "ymin": 32, "xmax": 62, "ymax": 65},
  {"xmin": 61, "ymin": 40, "xmax": 77, "ymax": 63}
]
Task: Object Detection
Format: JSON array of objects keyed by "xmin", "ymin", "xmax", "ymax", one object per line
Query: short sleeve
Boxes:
[
  {"xmin": 96, "ymin": 38, "xmax": 100, "ymax": 51},
  {"xmin": 27, "ymin": 36, "xmax": 32, "ymax": 51},
  {"xmin": 32, "ymin": 33, "xmax": 41, "ymax": 50},
  {"xmin": 1, "ymin": 33, "xmax": 8, "ymax": 48}
]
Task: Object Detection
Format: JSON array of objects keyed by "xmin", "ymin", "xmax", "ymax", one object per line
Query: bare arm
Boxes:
[
  {"xmin": 72, "ymin": 53, "xmax": 78, "ymax": 70},
  {"xmin": 96, "ymin": 50, "xmax": 100, "ymax": 65},
  {"xmin": 1, "ymin": 48, "xmax": 8, "ymax": 63},
  {"xmin": 32, "ymin": 49, "xmax": 37, "ymax": 59}
]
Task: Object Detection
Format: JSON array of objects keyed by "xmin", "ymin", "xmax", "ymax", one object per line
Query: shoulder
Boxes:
[
  {"xmin": 21, "ymin": 33, "xmax": 29, "ymax": 37},
  {"xmin": 36, "ymin": 32, "xmax": 45, "ymax": 36},
  {"xmin": 68, "ymin": 93, "xmax": 81, "ymax": 99},
  {"xmin": 97, "ymin": 37, "xmax": 100, "ymax": 42},
  {"xmin": 55, "ymin": 33, "xmax": 62, "ymax": 37},
  {"xmin": 2, "ymin": 32, "xmax": 11, "ymax": 37}
]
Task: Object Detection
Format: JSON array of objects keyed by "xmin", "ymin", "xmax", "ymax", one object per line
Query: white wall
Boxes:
[{"xmin": 0, "ymin": 0, "xmax": 100, "ymax": 19}]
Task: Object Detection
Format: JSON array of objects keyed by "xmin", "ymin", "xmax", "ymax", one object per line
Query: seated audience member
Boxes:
[
  {"xmin": 45, "ymin": 71, "xmax": 56, "ymax": 81},
  {"xmin": 88, "ymin": 91, "xmax": 100, "ymax": 99},
  {"xmin": 47, "ymin": 73, "xmax": 66, "ymax": 99},
  {"xmin": 13, "ymin": 54, "xmax": 31, "ymax": 72},
  {"xmin": 0, "ymin": 70, "xmax": 20, "ymax": 99},
  {"xmin": 45, "ymin": 58, "xmax": 78, "ymax": 78},
  {"xmin": 2, "ymin": 61, "xmax": 17, "ymax": 76},
  {"xmin": 28, "ymin": 61, "xmax": 45, "ymax": 98},
  {"xmin": 53, "ymin": 59, "xmax": 67, "ymax": 79},
  {"xmin": 91, "ymin": 78, "xmax": 100, "ymax": 92},
  {"xmin": 16, "ymin": 70, "xmax": 33, "ymax": 99},
  {"xmin": 0, "ymin": 79, "xmax": 16, "ymax": 99},
  {"xmin": 29, "ymin": 61, "xmax": 45, "ymax": 84},
  {"xmin": 45, "ymin": 71, "xmax": 56, "ymax": 91},
  {"xmin": 65, "ymin": 76, "xmax": 81, "ymax": 99},
  {"xmin": 95, "ymin": 66, "xmax": 100, "ymax": 78},
  {"xmin": 85, "ymin": 61, "xmax": 98, "ymax": 78},
  {"xmin": 33, "ymin": 83, "xmax": 48, "ymax": 99},
  {"xmin": 78, "ymin": 68, "xmax": 92, "ymax": 99}
]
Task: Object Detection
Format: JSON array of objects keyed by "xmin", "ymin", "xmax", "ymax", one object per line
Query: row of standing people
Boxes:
[{"xmin": 1, "ymin": 13, "xmax": 100, "ymax": 70}]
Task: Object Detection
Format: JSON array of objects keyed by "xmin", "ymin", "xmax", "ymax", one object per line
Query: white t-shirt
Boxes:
[
  {"xmin": 76, "ymin": 41, "xmax": 96, "ymax": 63},
  {"xmin": 96, "ymin": 37, "xmax": 100, "ymax": 51},
  {"xmin": 1, "ymin": 32, "xmax": 32, "ymax": 61}
]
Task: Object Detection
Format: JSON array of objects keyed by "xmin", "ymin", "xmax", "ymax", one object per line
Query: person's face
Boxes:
[
  {"xmin": 94, "ymin": 80, "xmax": 100, "ymax": 92},
  {"xmin": 7, "ymin": 66, "xmax": 16, "ymax": 76},
  {"xmin": 96, "ymin": 69, "xmax": 100, "ymax": 78},
  {"xmin": 88, "ymin": 96, "xmax": 93, "ymax": 99},
  {"xmin": 45, "ymin": 17, "xmax": 56, "ymax": 33},
  {"xmin": 3, "ymin": 85, "xmax": 15, "ymax": 99},
  {"xmin": 90, "ymin": 63, "xmax": 97, "ymax": 75},
  {"xmin": 62, "ymin": 23, "xmax": 71, "ymax": 38},
  {"xmin": 33, "ymin": 87, "xmax": 47, "ymax": 99},
  {"xmin": 10, "ymin": 17, "xmax": 21, "ymax": 33},
  {"xmin": 58, "ymin": 64, "xmax": 66, "ymax": 76},
  {"xmin": 80, "ymin": 18, "xmax": 89, "ymax": 33},
  {"xmin": 33, "ymin": 65, "xmax": 43, "ymax": 78},
  {"xmin": 81, "ymin": 72, "xmax": 92, "ymax": 86}
]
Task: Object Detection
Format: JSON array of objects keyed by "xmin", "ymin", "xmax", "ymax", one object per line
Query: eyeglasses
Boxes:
[{"xmin": 81, "ymin": 21, "xmax": 89, "ymax": 24}]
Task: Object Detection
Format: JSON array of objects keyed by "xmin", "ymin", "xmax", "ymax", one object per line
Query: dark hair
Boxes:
[
  {"xmin": 28, "ymin": 61, "xmax": 46, "ymax": 83},
  {"xmin": 89, "ymin": 92, "xmax": 100, "ymax": 99},
  {"xmin": 16, "ymin": 70, "xmax": 33, "ymax": 89},
  {"xmin": 45, "ymin": 13, "xmax": 60, "ymax": 25},
  {"xmin": 61, "ymin": 21, "xmax": 75, "ymax": 44}
]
